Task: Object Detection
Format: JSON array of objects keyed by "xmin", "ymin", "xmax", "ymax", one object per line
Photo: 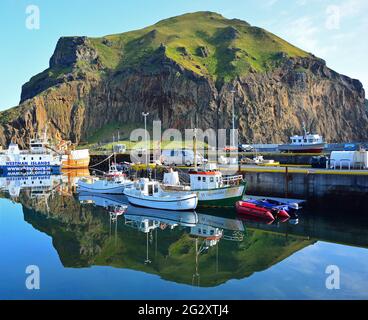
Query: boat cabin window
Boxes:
[
  {"xmin": 210, "ymin": 229, "xmax": 214, "ymax": 235},
  {"xmin": 154, "ymin": 184, "xmax": 159, "ymax": 193},
  {"xmin": 148, "ymin": 184, "xmax": 153, "ymax": 196},
  {"xmin": 170, "ymin": 150, "xmax": 175, "ymax": 157},
  {"xmin": 304, "ymin": 139, "xmax": 307, "ymax": 143},
  {"xmin": 202, "ymin": 177, "xmax": 206, "ymax": 182},
  {"xmin": 197, "ymin": 177, "xmax": 201, "ymax": 181},
  {"xmin": 210, "ymin": 177, "xmax": 214, "ymax": 183}
]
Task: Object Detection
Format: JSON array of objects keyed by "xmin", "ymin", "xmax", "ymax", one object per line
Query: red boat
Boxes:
[{"xmin": 235, "ymin": 200, "xmax": 290, "ymax": 221}]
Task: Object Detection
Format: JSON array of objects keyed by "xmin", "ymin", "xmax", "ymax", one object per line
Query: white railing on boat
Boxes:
[{"xmin": 222, "ymin": 175, "xmax": 243, "ymax": 185}]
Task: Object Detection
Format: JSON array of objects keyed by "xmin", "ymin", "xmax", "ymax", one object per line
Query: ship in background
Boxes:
[
  {"xmin": 0, "ymin": 133, "xmax": 62, "ymax": 175},
  {"xmin": 278, "ymin": 123, "xmax": 326, "ymax": 154},
  {"xmin": 0, "ymin": 128, "xmax": 90, "ymax": 175}
]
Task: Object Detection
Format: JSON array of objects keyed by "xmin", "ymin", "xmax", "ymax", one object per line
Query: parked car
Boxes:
[
  {"xmin": 238, "ymin": 144, "xmax": 254, "ymax": 152},
  {"xmin": 161, "ymin": 149, "xmax": 207, "ymax": 166}
]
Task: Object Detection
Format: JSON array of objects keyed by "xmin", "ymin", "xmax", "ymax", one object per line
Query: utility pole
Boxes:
[
  {"xmin": 230, "ymin": 88, "xmax": 236, "ymax": 148},
  {"xmin": 142, "ymin": 112, "xmax": 150, "ymax": 171}
]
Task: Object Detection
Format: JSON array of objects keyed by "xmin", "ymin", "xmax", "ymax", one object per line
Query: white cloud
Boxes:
[{"xmin": 284, "ymin": 17, "xmax": 319, "ymax": 52}]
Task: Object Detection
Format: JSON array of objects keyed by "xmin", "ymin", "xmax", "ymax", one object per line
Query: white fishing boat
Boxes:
[
  {"xmin": 77, "ymin": 175, "xmax": 133, "ymax": 194},
  {"xmin": 278, "ymin": 123, "xmax": 325, "ymax": 153},
  {"xmin": 123, "ymin": 178, "xmax": 198, "ymax": 211},
  {"xmin": 162, "ymin": 168, "xmax": 246, "ymax": 207},
  {"xmin": 104, "ymin": 163, "xmax": 125, "ymax": 179}
]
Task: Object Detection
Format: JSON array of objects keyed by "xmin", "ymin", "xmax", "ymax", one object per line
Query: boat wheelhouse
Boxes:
[
  {"xmin": 162, "ymin": 167, "xmax": 246, "ymax": 207},
  {"xmin": 187, "ymin": 168, "xmax": 246, "ymax": 207}
]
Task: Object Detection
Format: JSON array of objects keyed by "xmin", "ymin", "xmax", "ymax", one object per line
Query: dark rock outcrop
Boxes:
[{"xmin": 0, "ymin": 12, "xmax": 367, "ymax": 147}]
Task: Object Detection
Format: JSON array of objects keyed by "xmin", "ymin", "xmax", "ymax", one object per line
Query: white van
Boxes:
[{"xmin": 161, "ymin": 149, "xmax": 207, "ymax": 166}]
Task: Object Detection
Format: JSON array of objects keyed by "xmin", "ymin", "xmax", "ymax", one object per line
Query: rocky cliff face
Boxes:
[{"xmin": 0, "ymin": 11, "xmax": 367, "ymax": 147}]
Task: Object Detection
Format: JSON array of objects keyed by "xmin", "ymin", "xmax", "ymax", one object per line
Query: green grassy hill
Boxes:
[{"xmin": 27, "ymin": 11, "xmax": 310, "ymax": 93}]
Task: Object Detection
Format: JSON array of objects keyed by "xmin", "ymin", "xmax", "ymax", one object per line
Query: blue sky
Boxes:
[{"xmin": 0, "ymin": 0, "xmax": 367, "ymax": 111}]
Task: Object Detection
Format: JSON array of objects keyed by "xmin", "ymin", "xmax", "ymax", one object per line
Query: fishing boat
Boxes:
[
  {"xmin": 162, "ymin": 168, "xmax": 246, "ymax": 207},
  {"xmin": 123, "ymin": 178, "xmax": 198, "ymax": 211},
  {"xmin": 104, "ymin": 163, "xmax": 125, "ymax": 179},
  {"xmin": 0, "ymin": 136, "xmax": 62, "ymax": 175},
  {"xmin": 235, "ymin": 200, "xmax": 290, "ymax": 221},
  {"xmin": 278, "ymin": 124, "xmax": 325, "ymax": 153},
  {"xmin": 77, "ymin": 175, "xmax": 133, "ymax": 194}
]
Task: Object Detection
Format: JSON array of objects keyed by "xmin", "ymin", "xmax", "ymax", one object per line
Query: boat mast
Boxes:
[
  {"xmin": 231, "ymin": 88, "xmax": 236, "ymax": 147},
  {"xmin": 193, "ymin": 128, "xmax": 197, "ymax": 170}
]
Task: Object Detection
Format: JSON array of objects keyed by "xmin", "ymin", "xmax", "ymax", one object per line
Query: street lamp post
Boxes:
[{"xmin": 142, "ymin": 112, "xmax": 150, "ymax": 171}]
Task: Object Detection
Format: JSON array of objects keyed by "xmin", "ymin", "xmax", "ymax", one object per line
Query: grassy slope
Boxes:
[{"xmin": 89, "ymin": 11, "xmax": 309, "ymax": 82}]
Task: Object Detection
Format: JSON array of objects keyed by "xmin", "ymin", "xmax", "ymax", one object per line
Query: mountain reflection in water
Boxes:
[{"xmin": 1, "ymin": 173, "xmax": 368, "ymax": 291}]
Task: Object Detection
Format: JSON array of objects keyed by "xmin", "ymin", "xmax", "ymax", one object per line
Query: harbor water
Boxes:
[{"xmin": 0, "ymin": 173, "xmax": 367, "ymax": 300}]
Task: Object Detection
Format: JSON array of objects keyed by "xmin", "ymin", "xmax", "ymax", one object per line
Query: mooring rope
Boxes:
[{"xmin": 89, "ymin": 154, "xmax": 114, "ymax": 168}]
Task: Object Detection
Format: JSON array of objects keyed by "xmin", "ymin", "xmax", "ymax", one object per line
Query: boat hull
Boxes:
[
  {"xmin": 235, "ymin": 201, "xmax": 275, "ymax": 221},
  {"xmin": 278, "ymin": 143, "xmax": 325, "ymax": 153},
  {"xmin": 62, "ymin": 158, "xmax": 90, "ymax": 169},
  {"xmin": 194, "ymin": 182, "xmax": 246, "ymax": 207},
  {"xmin": 124, "ymin": 193, "xmax": 198, "ymax": 211},
  {"xmin": 0, "ymin": 165, "xmax": 61, "ymax": 175},
  {"xmin": 61, "ymin": 149, "xmax": 90, "ymax": 169},
  {"xmin": 77, "ymin": 180, "xmax": 132, "ymax": 194}
]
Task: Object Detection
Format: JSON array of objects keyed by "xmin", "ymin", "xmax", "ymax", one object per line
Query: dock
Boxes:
[
  {"xmin": 240, "ymin": 165, "xmax": 368, "ymax": 209},
  {"xmin": 89, "ymin": 152, "xmax": 368, "ymax": 209}
]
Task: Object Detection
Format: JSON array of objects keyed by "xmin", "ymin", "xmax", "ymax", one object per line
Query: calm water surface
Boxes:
[{"xmin": 0, "ymin": 174, "xmax": 367, "ymax": 300}]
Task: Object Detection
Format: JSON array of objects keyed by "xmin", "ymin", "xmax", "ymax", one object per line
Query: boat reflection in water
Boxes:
[
  {"xmin": 1, "ymin": 179, "xmax": 367, "ymax": 292},
  {"xmin": 0, "ymin": 173, "xmax": 63, "ymax": 199}
]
